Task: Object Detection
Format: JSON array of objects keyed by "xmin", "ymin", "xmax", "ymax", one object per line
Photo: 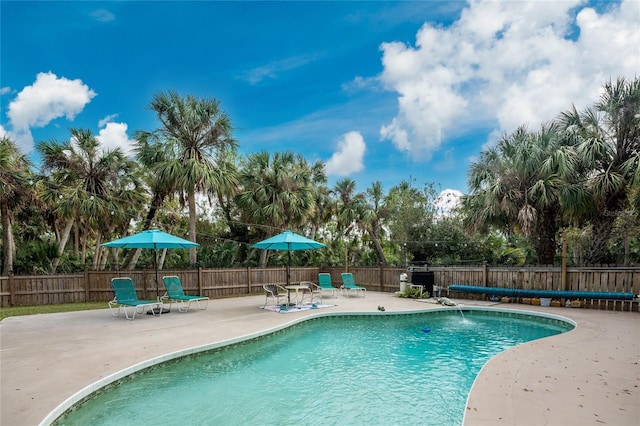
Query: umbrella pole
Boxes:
[
  {"xmin": 150, "ymin": 246, "xmax": 169, "ymax": 314},
  {"xmin": 155, "ymin": 247, "xmax": 159, "ymax": 300},
  {"xmin": 287, "ymin": 249, "xmax": 291, "ymax": 287}
]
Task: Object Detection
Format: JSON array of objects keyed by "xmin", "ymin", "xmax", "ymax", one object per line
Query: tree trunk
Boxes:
[
  {"xmin": 127, "ymin": 250, "xmax": 142, "ymax": 270},
  {"xmin": 1, "ymin": 202, "xmax": 13, "ymax": 275},
  {"xmin": 188, "ymin": 190, "xmax": 197, "ymax": 265},
  {"xmin": 259, "ymin": 249, "xmax": 268, "ymax": 268},
  {"xmin": 532, "ymin": 209, "xmax": 557, "ymax": 265},
  {"xmin": 370, "ymin": 222, "xmax": 387, "ymax": 266},
  {"xmin": 52, "ymin": 218, "xmax": 74, "ymax": 272},
  {"xmin": 92, "ymin": 233, "xmax": 103, "ymax": 270}
]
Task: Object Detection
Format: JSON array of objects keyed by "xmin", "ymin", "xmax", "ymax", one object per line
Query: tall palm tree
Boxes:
[
  {"xmin": 332, "ymin": 178, "xmax": 366, "ymax": 235},
  {"xmin": 558, "ymin": 77, "xmax": 640, "ymax": 264},
  {"xmin": 464, "ymin": 124, "xmax": 574, "ymax": 264},
  {"xmin": 364, "ymin": 181, "xmax": 388, "ymax": 266},
  {"xmin": 37, "ymin": 128, "xmax": 141, "ymax": 271},
  {"xmin": 332, "ymin": 178, "xmax": 368, "ymax": 264},
  {"xmin": 236, "ymin": 151, "xmax": 316, "ymax": 266},
  {"xmin": 0, "ymin": 137, "xmax": 33, "ymax": 275},
  {"xmin": 147, "ymin": 91, "xmax": 237, "ymax": 265},
  {"xmin": 307, "ymin": 161, "xmax": 332, "ymax": 241}
]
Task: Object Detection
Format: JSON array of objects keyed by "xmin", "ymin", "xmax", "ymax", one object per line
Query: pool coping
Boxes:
[{"xmin": 1, "ymin": 292, "xmax": 638, "ymax": 426}]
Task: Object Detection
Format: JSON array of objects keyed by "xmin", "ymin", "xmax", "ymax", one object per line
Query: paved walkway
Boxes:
[{"xmin": 1, "ymin": 292, "xmax": 638, "ymax": 425}]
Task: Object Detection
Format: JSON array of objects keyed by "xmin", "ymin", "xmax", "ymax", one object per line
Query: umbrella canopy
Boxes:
[
  {"xmin": 252, "ymin": 230, "xmax": 325, "ymax": 287},
  {"xmin": 252, "ymin": 230, "xmax": 326, "ymax": 251},
  {"xmin": 102, "ymin": 229, "xmax": 199, "ymax": 250},
  {"xmin": 102, "ymin": 229, "xmax": 199, "ymax": 302}
]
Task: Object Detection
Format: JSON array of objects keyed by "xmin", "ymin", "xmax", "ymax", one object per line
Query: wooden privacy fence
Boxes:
[{"xmin": 1, "ymin": 266, "xmax": 638, "ymax": 311}]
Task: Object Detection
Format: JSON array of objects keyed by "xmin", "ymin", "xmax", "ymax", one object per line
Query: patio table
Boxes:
[{"xmin": 285, "ymin": 284, "xmax": 309, "ymax": 305}]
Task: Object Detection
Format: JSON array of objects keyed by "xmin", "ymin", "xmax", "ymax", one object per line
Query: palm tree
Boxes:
[
  {"xmin": 0, "ymin": 137, "xmax": 33, "ymax": 275},
  {"xmin": 364, "ymin": 181, "xmax": 388, "ymax": 266},
  {"xmin": 37, "ymin": 128, "xmax": 141, "ymax": 271},
  {"xmin": 558, "ymin": 77, "xmax": 640, "ymax": 264},
  {"xmin": 147, "ymin": 91, "xmax": 237, "ymax": 265},
  {"xmin": 331, "ymin": 178, "xmax": 369, "ymax": 265},
  {"xmin": 236, "ymin": 151, "xmax": 316, "ymax": 266},
  {"xmin": 307, "ymin": 160, "xmax": 332, "ymax": 241},
  {"xmin": 237, "ymin": 151, "xmax": 316, "ymax": 229},
  {"xmin": 464, "ymin": 124, "xmax": 574, "ymax": 264}
]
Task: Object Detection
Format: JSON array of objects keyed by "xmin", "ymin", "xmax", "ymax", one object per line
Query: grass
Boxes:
[{"xmin": 0, "ymin": 301, "xmax": 106, "ymax": 322}]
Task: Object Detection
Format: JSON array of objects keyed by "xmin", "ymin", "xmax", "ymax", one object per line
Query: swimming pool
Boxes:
[{"xmin": 53, "ymin": 309, "xmax": 573, "ymax": 425}]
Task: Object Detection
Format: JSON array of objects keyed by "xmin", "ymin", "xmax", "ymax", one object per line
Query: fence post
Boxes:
[
  {"xmin": 84, "ymin": 268, "xmax": 90, "ymax": 302},
  {"xmin": 482, "ymin": 262, "xmax": 488, "ymax": 287},
  {"xmin": 9, "ymin": 273, "xmax": 15, "ymax": 307},
  {"xmin": 247, "ymin": 267, "xmax": 252, "ymax": 294},
  {"xmin": 142, "ymin": 269, "xmax": 148, "ymax": 299},
  {"xmin": 561, "ymin": 231, "xmax": 568, "ymax": 292},
  {"xmin": 198, "ymin": 267, "xmax": 203, "ymax": 295}
]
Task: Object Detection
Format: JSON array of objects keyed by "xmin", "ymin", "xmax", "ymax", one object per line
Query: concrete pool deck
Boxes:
[{"xmin": 1, "ymin": 292, "xmax": 638, "ymax": 426}]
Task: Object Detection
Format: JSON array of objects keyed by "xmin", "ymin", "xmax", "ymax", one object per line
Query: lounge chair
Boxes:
[
  {"xmin": 317, "ymin": 273, "xmax": 338, "ymax": 298},
  {"xmin": 263, "ymin": 284, "xmax": 288, "ymax": 307},
  {"xmin": 340, "ymin": 273, "xmax": 366, "ymax": 297},
  {"xmin": 161, "ymin": 276, "xmax": 209, "ymax": 312},
  {"xmin": 109, "ymin": 277, "xmax": 162, "ymax": 320}
]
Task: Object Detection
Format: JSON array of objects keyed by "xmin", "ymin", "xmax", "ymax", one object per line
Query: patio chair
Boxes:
[
  {"xmin": 299, "ymin": 281, "xmax": 322, "ymax": 304},
  {"xmin": 109, "ymin": 277, "xmax": 162, "ymax": 320},
  {"xmin": 340, "ymin": 273, "xmax": 366, "ymax": 297},
  {"xmin": 263, "ymin": 284, "xmax": 288, "ymax": 307},
  {"xmin": 317, "ymin": 273, "xmax": 338, "ymax": 298},
  {"xmin": 161, "ymin": 276, "xmax": 209, "ymax": 312}
]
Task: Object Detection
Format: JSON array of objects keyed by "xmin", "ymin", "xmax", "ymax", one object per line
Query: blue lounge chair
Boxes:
[
  {"xmin": 162, "ymin": 276, "xmax": 209, "ymax": 312},
  {"xmin": 109, "ymin": 277, "xmax": 162, "ymax": 320},
  {"xmin": 318, "ymin": 273, "xmax": 338, "ymax": 298},
  {"xmin": 340, "ymin": 273, "xmax": 366, "ymax": 297}
]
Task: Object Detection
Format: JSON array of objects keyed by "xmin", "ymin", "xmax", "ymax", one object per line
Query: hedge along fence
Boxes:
[{"xmin": 1, "ymin": 266, "xmax": 638, "ymax": 311}]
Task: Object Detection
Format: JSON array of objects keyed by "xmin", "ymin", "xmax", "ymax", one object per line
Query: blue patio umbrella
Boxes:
[
  {"xmin": 102, "ymin": 229, "xmax": 199, "ymax": 304},
  {"xmin": 252, "ymin": 230, "xmax": 326, "ymax": 287}
]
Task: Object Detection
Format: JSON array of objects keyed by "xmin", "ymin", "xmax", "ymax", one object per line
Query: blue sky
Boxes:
[{"xmin": 1, "ymin": 1, "xmax": 638, "ymax": 198}]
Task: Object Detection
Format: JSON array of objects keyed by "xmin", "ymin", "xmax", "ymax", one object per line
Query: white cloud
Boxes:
[
  {"xmin": 379, "ymin": 0, "xmax": 640, "ymax": 160},
  {"xmin": 98, "ymin": 114, "xmax": 119, "ymax": 128},
  {"xmin": 91, "ymin": 9, "xmax": 115, "ymax": 22},
  {"xmin": 325, "ymin": 131, "xmax": 366, "ymax": 176},
  {"xmin": 0, "ymin": 125, "xmax": 7, "ymax": 138},
  {"xmin": 434, "ymin": 188, "xmax": 463, "ymax": 217},
  {"xmin": 96, "ymin": 121, "xmax": 136, "ymax": 157},
  {"xmin": 0, "ymin": 87, "xmax": 10, "ymax": 95},
  {"xmin": 6, "ymin": 72, "xmax": 96, "ymax": 153},
  {"xmin": 242, "ymin": 53, "xmax": 320, "ymax": 85}
]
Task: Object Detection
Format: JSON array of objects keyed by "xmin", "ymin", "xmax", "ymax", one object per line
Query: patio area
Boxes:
[{"xmin": 1, "ymin": 292, "xmax": 638, "ymax": 425}]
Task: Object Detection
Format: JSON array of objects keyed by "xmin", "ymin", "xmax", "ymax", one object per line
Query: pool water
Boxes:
[{"xmin": 55, "ymin": 310, "xmax": 572, "ymax": 425}]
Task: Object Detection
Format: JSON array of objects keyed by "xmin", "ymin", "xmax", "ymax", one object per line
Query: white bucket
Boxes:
[{"xmin": 540, "ymin": 297, "xmax": 551, "ymax": 307}]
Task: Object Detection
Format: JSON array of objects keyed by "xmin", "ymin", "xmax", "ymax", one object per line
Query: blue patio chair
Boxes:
[
  {"xmin": 109, "ymin": 277, "xmax": 162, "ymax": 320},
  {"xmin": 161, "ymin": 276, "xmax": 209, "ymax": 312},
  {"xmin": 317, "ymin": 273, "xmax": 338, "ymax": 298},
  {"xmin": 340, "ymin": 273, "xmax": 366, "ymax": 297}
]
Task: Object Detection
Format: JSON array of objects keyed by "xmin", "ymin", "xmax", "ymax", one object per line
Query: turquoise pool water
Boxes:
[{"xmin": 55, "ymin": 310, "xmax": 572, "ymax": 425}]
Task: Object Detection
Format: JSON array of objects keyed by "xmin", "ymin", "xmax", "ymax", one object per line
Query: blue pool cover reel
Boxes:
[{"xmin": 448, "ymin": 285, "xmax": 635, "ymax": 301}]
